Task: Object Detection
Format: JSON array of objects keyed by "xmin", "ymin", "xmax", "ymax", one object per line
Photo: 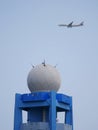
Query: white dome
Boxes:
[{"xmin": 27, "ymin": 64, "xmax": 61, "ymax": 92}]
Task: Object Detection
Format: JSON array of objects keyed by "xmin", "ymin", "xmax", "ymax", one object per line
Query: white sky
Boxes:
[{"xmin": 0, "ymin": 0, "xmax": 98, "ymax": 130}]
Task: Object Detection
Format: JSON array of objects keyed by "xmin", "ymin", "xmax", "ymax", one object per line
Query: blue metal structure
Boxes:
[{"xmin": 14, "ymin": 91, "xmax": 73, "ymax": 130}]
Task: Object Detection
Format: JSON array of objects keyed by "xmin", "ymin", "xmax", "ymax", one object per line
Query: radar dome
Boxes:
[{"xmin": 27, "ymin": 63, "xmax": 61, "ymax": 92}]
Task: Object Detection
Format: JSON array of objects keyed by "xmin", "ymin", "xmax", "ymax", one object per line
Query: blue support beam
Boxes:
[
  {"xmin": 65, "ymin": 97, "xmax": 73, "ymax": 129},
  {"xmin": 14, "ymin": 94, "xmax": 22, "ymax": 130},
  {"xmin": 49, "ymin": 91, "xmax": 56, "ymax": 130}
]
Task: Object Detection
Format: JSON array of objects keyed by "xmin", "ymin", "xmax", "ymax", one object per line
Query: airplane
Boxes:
[{"xmin": 58, "ymin": 21, "xmax": 84, "ymax": 28}]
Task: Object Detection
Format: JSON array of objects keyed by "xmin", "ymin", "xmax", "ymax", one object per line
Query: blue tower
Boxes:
[{"xmin": 14, "ymin": 64, "xmax": 73, "ymax": 130}]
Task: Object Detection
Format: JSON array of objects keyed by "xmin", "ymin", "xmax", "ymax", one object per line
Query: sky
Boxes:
[{"xmin": 0, "ymin": 0, "xmax": 98, "ymax": 130}]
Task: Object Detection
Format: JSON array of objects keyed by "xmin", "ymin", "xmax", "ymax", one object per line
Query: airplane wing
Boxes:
[{"xmin": 68, "ymin": 21, "xmax": 73, "ymax": 26}]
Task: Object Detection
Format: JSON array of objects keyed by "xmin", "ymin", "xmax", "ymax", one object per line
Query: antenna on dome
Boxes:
[
  {"xmin": 31, "ymin": 64, "xmax": 35, "ymax": 68},
  {"xmin": 54, "ymin": 64, "xmax": 58, "ymax": 68},
  {"xmin": 42, "ymin": 60, "xmax": 46, "ymax": 66}
]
